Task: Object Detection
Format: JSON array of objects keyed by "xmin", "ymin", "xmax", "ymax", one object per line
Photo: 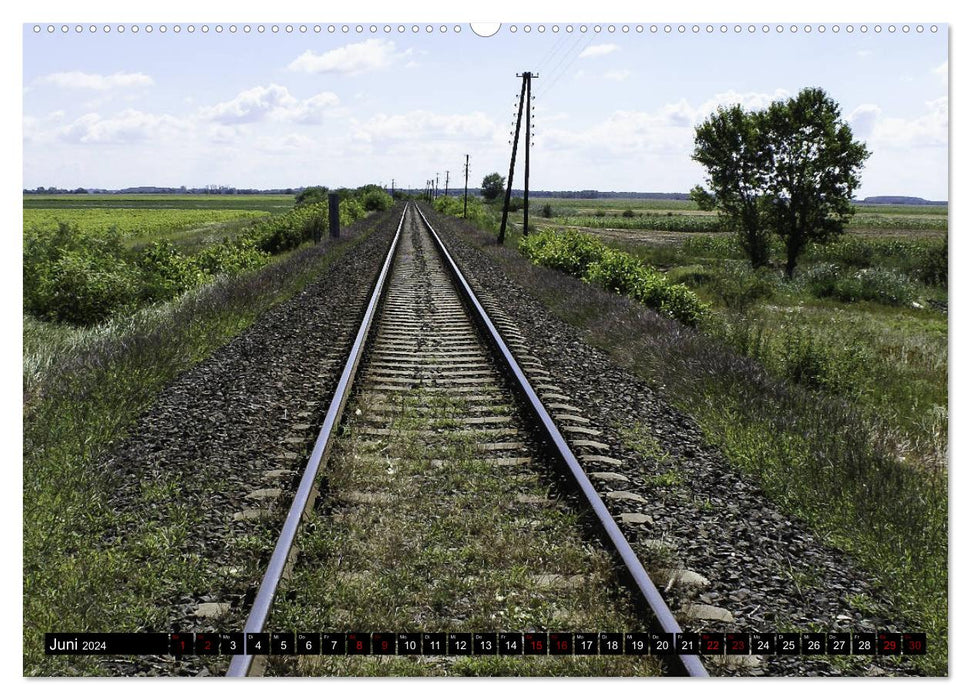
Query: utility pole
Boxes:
[
  {"xmin": 498, "ymin": 71, "xmax": 537, "ymax": 245},
  {"xmin": 435, "ymin": 173, "xmax": 439, "ymax": 199},
  {"xmin": 524, "ymin": 75, "xmax": 532, "ymax": 238},
  {"xmin": 391, "ymin": 178, "xmax": 395, "ymax": 198},
  {"xmin": 444, "ymin": 170, "xmax": 449, "ymax": 198},
  {"xmin": 463, "ymin": 154, "xmax": 470, "ymax": 218}
]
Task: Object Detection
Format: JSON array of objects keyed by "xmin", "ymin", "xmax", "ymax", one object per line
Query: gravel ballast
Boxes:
[{"xmin": 419, "ymin": 205, "xmax": 922, "ymax": 677}]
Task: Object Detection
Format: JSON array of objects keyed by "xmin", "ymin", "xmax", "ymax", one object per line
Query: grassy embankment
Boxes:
[
  {"xmin": 22, "ymin": 196, "xmax": 393, "ymax": 675},
  {"xmin": 452, "ymin": 197, "xmax": 947, "ymax": 675}
]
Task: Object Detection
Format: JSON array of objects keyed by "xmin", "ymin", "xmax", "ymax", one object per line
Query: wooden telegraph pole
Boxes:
[
  {"xmin": 462, "ymin": 153, "xmax": 469, "ymax": 219},
  {"xmin": 498, "ymin": 71, "xmax": 536, "ymax": 245},
  {"xmin": 444, "ymin": 170, "xmax": 449, "ymax": 198}
]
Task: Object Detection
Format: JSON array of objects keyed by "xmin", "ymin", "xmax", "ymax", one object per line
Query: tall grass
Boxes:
[
  {"xmin": 23, "ymin": 211, "xmax": 393, "ymax": 674},
  {"xmin": 431, "ymin": 211, "xmax": 948, "ymax": 675}
]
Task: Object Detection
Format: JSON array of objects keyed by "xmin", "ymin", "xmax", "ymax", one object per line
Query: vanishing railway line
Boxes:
[{"xmin": 225, "ymin": 203, "xmax": 707, "ymax": 677}]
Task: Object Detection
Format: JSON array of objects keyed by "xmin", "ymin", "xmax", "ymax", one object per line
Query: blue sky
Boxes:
[{"xmin": 22, "ymin": 22, "xmax": 948, "ymax": 199}]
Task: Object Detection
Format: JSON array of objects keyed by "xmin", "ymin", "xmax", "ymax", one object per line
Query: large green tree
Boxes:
[
  {"xmin": 691, "ymin": 105, "xmax": 771, "ymax": 268},
  {"xmin": 480, "ymin": 173, "xmax": 505, "ymax": 202},
  {"xmin": 692, "ymin": 88, "xmax": 869, "ymax": 277},
  {"xmin": 761, "ymin": 88, "xmax": 870, "ymax": 277}
]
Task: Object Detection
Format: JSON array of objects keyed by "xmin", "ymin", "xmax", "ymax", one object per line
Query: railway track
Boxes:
[{"xmin": 227, "ymin": 203, "xmax": 707, "ymax": 677}]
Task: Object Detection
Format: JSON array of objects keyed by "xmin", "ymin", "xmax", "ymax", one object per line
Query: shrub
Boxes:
[
  {"xmin": 916, "ymin": 242, "xmax": 947, "ymax": 287},
  {"xmin": 138, "ymin": 241, "xmax": 209, "ymax": 303},
  {"xmin": 23, "ymin": 223, "xmax": 140, "ymax": 324},
  {"xmin": 583, "ymin": 247, "xmax": 654, "ymax": 296},
  {"xmin": 800, "ymin": 262, "xmax": 842, "ymax": 298},
  {"xmin": 541, "ymin": 203, "xmax": 553, "ymax": 218},
  {"xmin": 295, "ymin": 186, "xmax": 328, "ymax": 207},
  {"xmin": 831, "ymin": 268, "xmax": 917, "ymax": 306},
  {"xmin": 39, "ymin": 251, "xmax": 140, "ymax": 325},
  {"xmin": 519, "ymin": 229, "xmax": 603, "ymax": 277},
  {"xmin": 622, "ymin": 209, "xmax": 636, "ymax": 218},
  {"xmin": 710, "ymin": 262, "xmax": 778, "ymax": 312},
  {"xmin": 519, "ymin": 229, "xmax": 708, "ymax": 325},
  {"xmin": 193, "ymin": 243, "xmax": 269, "ymax": 276},
  {"xmin": 360, "ymin": 187, "xmax": 393, "ymax": 212}
]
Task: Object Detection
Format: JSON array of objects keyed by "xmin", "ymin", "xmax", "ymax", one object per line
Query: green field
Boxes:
[
  {"xmin": 23, "ymin": 207, "xmax": 272, "ymax": 250},
  {"xmin": 23, "ymin": 193, "xmax": 295, "ymax": 212},
  {"xmin": 530, "ymin": 197, "xmax": 949, "ymax": 232}
]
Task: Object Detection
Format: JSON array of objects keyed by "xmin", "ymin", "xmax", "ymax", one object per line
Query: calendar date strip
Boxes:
[{"xmin": 45, "ymin": 631, "xmax": 926, "ymax": 657}]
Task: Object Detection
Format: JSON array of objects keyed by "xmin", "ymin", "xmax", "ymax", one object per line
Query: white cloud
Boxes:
[
  {"xmin": 870, "ymin": 97, "xmax": 948, "ymax": 149},
  {"xmin": 56, "ymin": 109, "xmax": 188, "ymax": 144},
  {"xmin": 540, "ymin": 90, "xmax": 791, "ymax": 157},
  {"xmin": 857, "ymin": 50, "xmax": 874, "ymax": 58},
  {"xmin": 579, "ymin": 44, "xmax": 620, "ymax": 59},
  {"xmin": 288, "ymin": 39, "xmax": 402, "ymax": 75},
  {"xmin": 604, "ymin": 70, "xmax": 631, "ymax": 82},
  {"xmin": 37, "ymin": 71, "xmax": 154, "ymax": 90},
  {"xmin": 933, "ymin": 60, "xmax": 948, "ymax": 87},
  {"xmin": 352, "ymin": 110, "xmax": 499, "ymax": 144},
  {"xmin": 199, "ymin": 84, "xmax": 340, "ymax": 125},
  {"xmin": 287, "ymin": 92, "xmax": 341, "ymax": 124},
  {"xmin": 199, "ymin": 84, "xmax": 295, "ymax": 124},
  {"xmin": 849, "ymin": 104, "xmax": 882, "ymax": 139}
]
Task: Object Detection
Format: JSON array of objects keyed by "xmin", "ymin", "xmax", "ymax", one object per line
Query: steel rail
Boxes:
[
  {"xmin": 413, "ymin": 203, "xmax": 708, "ymax": 678},
  {"xmin": 226, "ymin": 204, "xmax": 408, "ymax": 677}
]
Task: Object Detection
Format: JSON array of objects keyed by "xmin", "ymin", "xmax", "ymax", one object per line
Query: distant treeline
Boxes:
[{"xmin": 860, "ymin": 196, "xmax": 948, "ymax": 206}]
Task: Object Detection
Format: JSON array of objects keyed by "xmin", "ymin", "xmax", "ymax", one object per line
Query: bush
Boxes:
[
  {"xmin": 710, "ymin": 262, "xmax": 778, "ymax": 312},
  {"xmin": 38, "ymin": 251, "xmax": 140, "ymax": 325},
  {"xmin": 193, "ymin": 243, "xmax": 269, "ymax": 276},
  {"xmin": 519, "ymin": 229, "xmax": 603, "ymax": 277},
  {"xmin": 519, "ymin": 229, "xmax": 708, "ymax": 325},
  {"xmin": 138, "ymin": 241, "xmax": 209, "ymax": 303},
  {"xmin": 800, "ymin": 262, "xmax": 842, "ymax": 298},
  {"xmin": 831, "ymin": 268, "xmax": 917, "ymax": 305},
  {"xmin": 541, "ymin": 203, "xmax": 553, "ymax": 218},
  {"xmin": 916, "ymin": 242, "xmax": 947, "ymax": 287},
  {"xmin": 24, "ymin": 223, "xmax": 141, "ymax": 324},
  {"xmin": 622, "ymin": 209, "xmax": 636, "ymax": 218},
  {"xmin": 583, "ymin": 247, "xmax": 654, "ymax": 296},
  {"xmin": 295, "ymin": 186, "xmax": 328, "ymax": 207},
  {"xmin": 360, "ymin": 187, "xmax": 393, "ymax": 212}
]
